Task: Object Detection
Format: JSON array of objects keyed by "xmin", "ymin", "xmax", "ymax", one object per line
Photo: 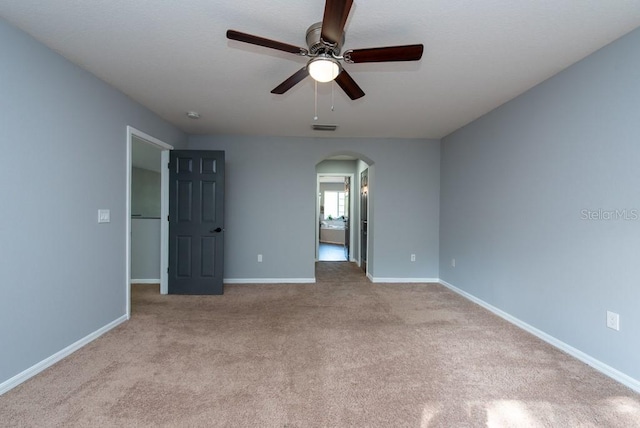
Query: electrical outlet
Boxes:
[
  {"xmin": 606, "ymin": 311, "xmax": 620, "ymax": 331},
  {"xmin": 257, "ymin": 254, "xmax": 263, "ymax": 263},
  {"xmin": 410, "ymin": 254, "xmax": 416, "ymax": 262},
  {"xmin": 451, "ymin": 258, "xmax": 456, "ymax": 268}
]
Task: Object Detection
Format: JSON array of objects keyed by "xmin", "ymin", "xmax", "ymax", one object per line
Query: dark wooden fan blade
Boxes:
[
  {"xmin": 335, "ymin": 69, "xmax": 365, "ymax": 100},
  {"xmin": 227, "ymin": 29, "xmax": 305, "ymax": 55},
  {"xmin": 320, "ymin": 0, "xmax": 353, "ymax": 45},
  {"xmin": 271, "ymin": 67, "xmax": 309, "ymax": 94},
  {"xmin": 345, "ymin": 44, "xmax": 424, "ymax": 63}
]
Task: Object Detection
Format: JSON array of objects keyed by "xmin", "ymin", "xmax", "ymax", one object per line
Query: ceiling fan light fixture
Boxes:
[{"xmin": 308, "ymin": 55, "xmax": 341, "ymax": 83}]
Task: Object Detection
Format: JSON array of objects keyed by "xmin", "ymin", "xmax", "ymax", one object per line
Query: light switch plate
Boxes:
[{"xmin": 98, "ymin": 209, "xmax": 110, "ymax": 223}]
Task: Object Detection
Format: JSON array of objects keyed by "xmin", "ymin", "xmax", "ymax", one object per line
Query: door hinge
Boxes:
[
  {"xmin": 167, "ymin": 215, "xmax": 170, "ymax": 222},
  {"xmin": 167, "ymin": 162, "xmax": 170, "ymax": 169}
]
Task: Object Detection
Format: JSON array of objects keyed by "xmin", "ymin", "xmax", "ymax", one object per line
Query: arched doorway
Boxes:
[
  {"xmin": 315, "ymin": 153, "xmax": 373, "ymax": 277},
  {"xmin": 317, "ymin": 173, "xmax": 352, "ymax": 262}
]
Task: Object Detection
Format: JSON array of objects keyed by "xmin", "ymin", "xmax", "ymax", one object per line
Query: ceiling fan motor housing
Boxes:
[{"xmin": 306, "ymin": 22, "xmax": 344, "ymax": 55}]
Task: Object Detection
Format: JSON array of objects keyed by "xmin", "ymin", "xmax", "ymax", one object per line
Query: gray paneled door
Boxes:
[
  {"xmin": 360, "ymin": 169, "xmax": 368, "ymax": 272},
  {"xmin": 168, "ymin": 150, "xmax": 225, "ymax": 295},
  {"xmin": 344, "ymin": 176, "xmax": 350, "ymax": 261}
]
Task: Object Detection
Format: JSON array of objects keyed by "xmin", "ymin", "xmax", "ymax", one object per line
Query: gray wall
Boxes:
[
  {"xmin": 188, "ymin": 135, "xmax": 440, "ymax": 281},
  {"xmin": 131, "ymin": 219, "xmax": 161, "ymax": 280},
  {"xmin": 131, "ymin": 167, "xmax": 161, "ymax": 218},
  {"xmin": 316, "ymin": 160, "xmax": 358, "ymax": 175},
  {"xmin": 0, "ymin": 18, "xmax": 186, "ymax": 385},
  {"xmin": 440, "ymin": 28, "xmax": 640, "ymax": 380},
  {"xmin": 130, "ymin": 167, "xmax": 162, "ymax": 280}
]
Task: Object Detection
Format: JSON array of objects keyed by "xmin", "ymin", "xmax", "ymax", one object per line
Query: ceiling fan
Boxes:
[{"xmin": 226, "ymin": 0, "xmax": 424, "ymax": 100}]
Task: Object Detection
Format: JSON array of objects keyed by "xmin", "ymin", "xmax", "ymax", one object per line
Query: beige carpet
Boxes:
[{"xmin": 1, "ymin": 262, "xmax": 639, "ymax": 427}]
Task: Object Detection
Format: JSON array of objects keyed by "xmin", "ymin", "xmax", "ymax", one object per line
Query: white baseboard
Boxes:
[
  {"xmin": 0, "ymin": 315, "xmax": 128, "ymax": 396},
  {"xmin": 438, "ymin": 279, "xmax": 640, "ymax": 394},
  {"xmin": 224, "ymin": 278, "xmax": 316, "ymax": 284},
  {"xmin": 131, "ymin": 279, "xmax": 160, "ymax": 284},
  {"xmin": 370, "ymin": 277, "xmax": 439, "ymax": 283}
]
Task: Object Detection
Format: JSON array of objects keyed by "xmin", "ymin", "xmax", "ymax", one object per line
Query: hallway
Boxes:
[
  {"xmin": 315, "ymin": 261, "xmax": 368, "ymax": 283},
  {"xmin": 318, "ymin": 243, "xmax": 347, "ymax": 261}
]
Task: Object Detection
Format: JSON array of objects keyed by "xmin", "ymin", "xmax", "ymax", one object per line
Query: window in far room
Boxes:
[{"xmin": 324, "ymin": 191, "xmax": 345, "ymax": 218}]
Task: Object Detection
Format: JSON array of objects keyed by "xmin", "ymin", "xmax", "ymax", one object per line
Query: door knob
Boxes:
[{"xmin": 210, "ymin": 227, "xmax": 223, "ymax": 233}]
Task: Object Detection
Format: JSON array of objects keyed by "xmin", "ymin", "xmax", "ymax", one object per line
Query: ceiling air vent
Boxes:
[{"xmin": 311, "ymin": 124, "xmax": 338, "ymax": 131}]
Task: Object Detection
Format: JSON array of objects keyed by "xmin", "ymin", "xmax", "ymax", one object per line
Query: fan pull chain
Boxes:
[
  {"xmin": 331, "ymin": 81, "xmax": 335, "ymax": 111},
  {"xmin": 314, "ymin": 80, "xmax": 318, "ymax": 121}
]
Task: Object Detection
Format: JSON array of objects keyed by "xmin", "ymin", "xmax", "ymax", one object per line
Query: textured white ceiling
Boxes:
[{"xmin": 2, "ymin": 0, "xmax": 640, "ymax": 139}]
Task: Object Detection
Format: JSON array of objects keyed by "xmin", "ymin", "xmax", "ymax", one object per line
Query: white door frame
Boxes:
[
  {"xmin": 316, "ymin": 173, "xmax": 355, "ymax": 261},
  {"xmin": 126, "ymin": 126, "xmax": 173, "ymax": 318}
]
